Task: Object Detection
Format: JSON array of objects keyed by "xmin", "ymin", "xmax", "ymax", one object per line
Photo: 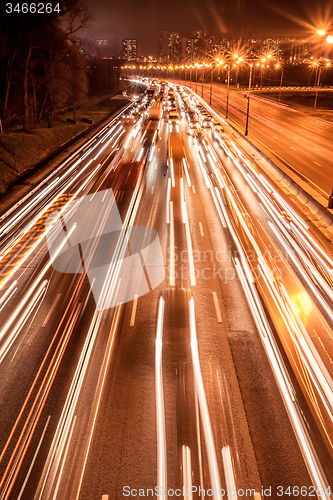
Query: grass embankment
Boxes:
[{"xmin": 0, "ymin": 95, "xmax": 128, "ymax": 196}]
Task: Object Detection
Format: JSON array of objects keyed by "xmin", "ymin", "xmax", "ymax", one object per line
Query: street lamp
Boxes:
[
  {"xmin": 201, "ymin": 65, "xmax": 204, "ymax": 97},
  {"xmin": 210, "ymin": 61, "xmax": 221, "ymax": 105},
  {"xmin": 317, "ymin": 29, "xmax": 333, "ymax": 44},
  {"xmin": 314, "ymin": 61, "xmax": 331, "ymax": 109},
  {"xmin": 225, "ymin": 64, "xmax": 231, "ymax": 119},
  {"xmin": 276, "ymin": 63, "xmax": 284, "ymax": 102},
  {"xmin": 245, "ymin": 64, "xmax": 253, "ymax": 136}
]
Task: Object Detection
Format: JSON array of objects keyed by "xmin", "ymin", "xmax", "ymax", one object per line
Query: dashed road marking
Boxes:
[
  {"xmin": 130, "ymin": 295, "xmax": 139, "ymax": 326},
  {"xmin": 199, "ymin": 222, "xmax": 204, "ymax": 236},
  {"xmin": 212, "ymin": 292, "xmax": 222, "ymax": 323}
]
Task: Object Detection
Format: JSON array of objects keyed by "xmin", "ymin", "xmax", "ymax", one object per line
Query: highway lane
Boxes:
[
  {"xmin": 0, "ymin": 82, "xmax": 330, "ymax": 500},
  {"xmin": 0, "ymin": 97, "xmax": 157, "ymax": 499},
  {"xmin": 191, "ymin": 81, "xmax": 333, "ymax": 199},
  {"xmin": 179, "ymin": 87, "xmax": 333, "ymax": 487},
  {"xmin": 79, "ymin": 88, "xmax": 314, "ymax": 499}
]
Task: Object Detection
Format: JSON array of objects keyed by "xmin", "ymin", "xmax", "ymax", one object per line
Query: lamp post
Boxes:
[
  {"xmin": 245, "ymin": 64, "xmax": 253, "ymax": 136},
  {"xmin": 201, "ymin": 66, "xmax": 204, "ymax": 97},
  {"xmin": 314, "ymin": 64, "xmax": 322, "ymax": 110},
  {"xmin": 210, "ymin": 65, "xmax": 213, "ymax": 105},
  {"xmin": 277, "ymin": 64, "xmax": 283, "ymax": 103},
  {"xmin": 195, "ymin": 67, "xmax": 198, "ymax": 93},
  {"xmin": 190, "ymin": 66, "xmax": 192, "ymax": 89},
  {"xmin": 225, "ymin": 65, "xmax": 231, "ymax": 119}
]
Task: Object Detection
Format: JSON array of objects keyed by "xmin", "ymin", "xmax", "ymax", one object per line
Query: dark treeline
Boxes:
[{"xmin": 0, "ymin": 1, "xmax": 120, "ymax": 132}]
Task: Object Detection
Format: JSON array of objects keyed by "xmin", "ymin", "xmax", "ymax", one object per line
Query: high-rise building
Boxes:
[
  {"xmin": 158, "ymin": 31, "xmax": 180, "ymax": 62},
  {"xmin": 122, "ymin": 39, "xmax": 137, "ymax": 61},
  {"xmin": 95, "ymin": 39, "xmax": 108, "ymax": 47}
]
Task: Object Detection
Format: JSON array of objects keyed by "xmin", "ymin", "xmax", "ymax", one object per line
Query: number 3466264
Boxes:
[{"xmin": 6, "ymin": 3, "xmax": 61, "ymax": 13}]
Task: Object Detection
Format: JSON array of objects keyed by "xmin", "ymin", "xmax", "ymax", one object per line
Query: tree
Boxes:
[{"xmin": 67, "ymin": 46, "xmax": 88, "ymax": 120}]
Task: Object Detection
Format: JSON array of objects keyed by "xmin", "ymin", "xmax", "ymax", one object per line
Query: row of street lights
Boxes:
[{"xmin": 122, "ymin": 31, "xmax": 332, "ymax": 136}]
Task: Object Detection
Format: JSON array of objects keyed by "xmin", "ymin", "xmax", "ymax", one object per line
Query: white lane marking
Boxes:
[
  {"xmin": 313, "ymin": 161, "xmax": 321, "ymax": 166},
  {"xmin": 102, "ymin": 496, "xmax": 109, "ymax": 500},
  {"xmin": 170, "ymin": 202, "xmax": 175, "ymax": 287},
  {"xmin": 192, "ymin": 185, "xmax": 196, "ymax": 193},
  {"xmin": 130, "ymin": 295, "xmax": 138, "ymax": 326},
  {"xmin": 290, "ymin": 146, "xmax": 296, "ymax": 150},
  {"xmin": 151, "ymin": 185, "xmax": 155, "ymax": 194},
  {"xmin": 254, "ymin": 493, "xmax": 262, "ymax": 500},
  {"xmin": 212, "ymin": 292, "xmax": 222, "ymax": 323},
  {"xmin": 189, "ymin": 298, "xmax": 221, "ymax": 499},
  {"xmin": 42, "ymin": 294, "xmax": 61, "ymax": 327},
  {"xmin": 182, "ymin": 445, "xmax": 192, "ymax": 499},
  {"xmin": 199, "ymin": 222, "xmax": 204, "ymax": 236},
  {"xmin": 155, "ymin": 297, "xmax": 167, "ymax": 500},
  {"xmin": 17, "ymin": 416, "xmax": 51, "ymax": 500},
  {"xmin": 222, "ymin": 446, "xmax": 238, "ymax": 499}
]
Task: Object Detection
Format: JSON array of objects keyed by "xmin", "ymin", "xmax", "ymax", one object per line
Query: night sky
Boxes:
[{"xmin": 82, "ymin": 0, "xmax": 333, "ymax": 54}]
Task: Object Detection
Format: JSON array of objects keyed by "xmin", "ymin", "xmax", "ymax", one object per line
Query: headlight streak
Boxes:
[
  {"xmin": 0, "ymin": 223, "xmax": 76, "ymax": 363},
  {"xmin": 166, "ymin": 178, "xmax": 171, "ymax": 224},
  {"xmin": 222, "ymin": 446, "xmax": 238, "ymax": 500},
  {"xmin": 155, "ymin": 297, "xmax": 167, "ymax": 500},
  {"xmin": 210, "ymin": 119, "xmax": 333, "ymax": 319},
  {"xmin": 169, "ymin": 158, "xmax": 175, "ymax": 188},
  {"xmin": 182, "ymin": 183, "xmax": 196, "ymax": 287},
  {"xmin": 0, "ymin": 177, "xmax": 60, "ymax": 238},
  {"xmin": 193, "ymin": 117, "xmax": 328, "ymax": 491},
  {"xmin": 182, "ymin": 158, "xmax": 191, "ymax": 187},
  {"xmin": 0, "ymin": 279, "xmax": 48, "ymax": 366},
  {"xmin": 187, "ymin": 108, "xmax": 333, "ymax": 490},
  {"xmin": 267, "ymin": 221, "xmax": 333, "ymax": 320},
  {"xmin": 189, "ymin": 298, "xmax": 222, "ymax": 500},
  {"xmin": 0, "ymin": 116, "xmax": 127, "ymax": 264},
  {"xmin": 233, "ymin": 257, "xmax": 330, "ymax": 496},
  {"xmin": 0, "ymin": 280, "xmax": 17, "ymax": 309},
  {"xmin": 169, "ymin": 202, "xmax": 175, "ymax": 287}
]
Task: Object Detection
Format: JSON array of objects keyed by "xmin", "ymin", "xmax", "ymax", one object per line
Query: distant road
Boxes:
[{"xmin": 181, "ymin": 80, "xmax": 333, "ymax": 199}]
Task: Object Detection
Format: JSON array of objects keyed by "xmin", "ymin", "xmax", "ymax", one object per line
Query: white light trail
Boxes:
[
  {"xmin": 189, "ymin": 298, "xmax": 221, "ymax": 499},
  {"xmin": 155, "ymin": 297, "xmax": 167, "ymax": 500},
  {"xmin": 169, "ymin": 202, "xmax": 175, "ymax": 287}
]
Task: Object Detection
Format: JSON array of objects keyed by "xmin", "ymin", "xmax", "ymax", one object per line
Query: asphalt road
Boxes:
[
  {"xmin": 0, "ymin": 82, "xmax": 332, "ymax": 500},
  {"xmin": 187, "ymin": 81, "xmax": 333, "ymax": 199}
]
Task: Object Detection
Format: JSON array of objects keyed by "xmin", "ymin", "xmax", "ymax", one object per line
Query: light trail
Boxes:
[
  {"xmin": 155, "ymin": 297, "xmax": 167, "ymax": 500},
  {"xmin": 189, "ymin": 297, "xmax": 222, "ymax": 499}
]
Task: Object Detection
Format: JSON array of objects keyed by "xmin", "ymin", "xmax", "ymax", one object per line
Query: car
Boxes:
[{"xmin": 189, "ymin": 120, "xmax": 200, "ymax": 129}]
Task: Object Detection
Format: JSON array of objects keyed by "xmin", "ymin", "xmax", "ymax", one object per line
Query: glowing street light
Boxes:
[
  {"xmin": 317, "ymin": 29, "xmax": 326, "ymax": 36},
  {"xmin": 327, "ymin": 35, "xmax": 333, "ymax": 43},
  {"xmin": 276, "ymin": 63, "xmax": 284, "ymax": 103}
]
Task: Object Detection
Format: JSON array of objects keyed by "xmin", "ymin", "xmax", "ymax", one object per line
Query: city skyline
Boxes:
[{"xmin": 82, "ymin": 0, "xmax": 332, "ymax": 54}]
